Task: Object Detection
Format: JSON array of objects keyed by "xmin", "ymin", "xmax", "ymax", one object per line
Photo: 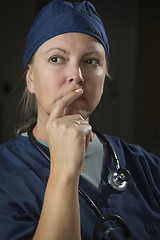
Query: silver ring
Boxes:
[{"xmin": 75, "ymin": 120, "xmax": 81, "ymax": 126}]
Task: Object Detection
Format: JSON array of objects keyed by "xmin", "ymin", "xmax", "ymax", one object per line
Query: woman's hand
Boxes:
[
  {"xmin": 33, "ymin": 89, "xmax": 90, "ymax": 240},
  {"xmin": 46, "ymin": 88, "xmax": 92, "ymax": 178}
]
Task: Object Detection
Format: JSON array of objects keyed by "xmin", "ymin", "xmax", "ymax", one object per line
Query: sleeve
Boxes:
[
  {"xmin": 0, "ymin": 138, "xmax": 46, "ymax": 240},
  {"xmin": 0, "ymin": 188, "xmax": 36, "ymax": 240},
  {"xmin": 127, "ymin": 142, "xmax": 160, "ymax": 205},
  {"xmin": 113, "ymin": 136, "xmax": 160, "ymax": 209},
  {"xmin": 108, "ymin": 136, "xmax": 160, "ymax": 238},
  {"xmin": 103, "ymin": 134, "xmax": 160, "ymax": 211}
]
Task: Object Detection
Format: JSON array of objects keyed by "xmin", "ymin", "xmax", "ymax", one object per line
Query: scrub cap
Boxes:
[{"xmin": 23, "ymin": 0, "xmax": 109, "ymax": 70}]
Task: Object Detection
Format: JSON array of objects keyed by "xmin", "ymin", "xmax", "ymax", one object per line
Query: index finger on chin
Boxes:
[{"xmin": 49, "ymin": 88, "xmax": 83, "ymax": 120}]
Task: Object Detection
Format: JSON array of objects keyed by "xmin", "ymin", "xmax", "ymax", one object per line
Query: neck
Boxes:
[{"xmin": 33, "ymin": 116, "xmax": 49, "ymax": 142}]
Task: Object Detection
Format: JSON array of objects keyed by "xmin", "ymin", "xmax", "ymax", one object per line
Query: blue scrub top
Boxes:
[{"xmin": 0, "ymin": 134, "xmax": 160, "ymax": 239}]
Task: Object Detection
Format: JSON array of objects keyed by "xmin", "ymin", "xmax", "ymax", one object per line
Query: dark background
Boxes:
[{"xmin": 0, "ymin": 0, "xmax": 160, "ymax": 156}]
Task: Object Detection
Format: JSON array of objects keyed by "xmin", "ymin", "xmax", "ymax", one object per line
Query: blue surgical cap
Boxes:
[{"xmin": 23, "ymin": 0, "xmax": 109, "ymax": 70}]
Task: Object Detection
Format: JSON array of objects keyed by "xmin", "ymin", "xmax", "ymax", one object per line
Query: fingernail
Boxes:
[{"xmin": 75, "ymin": 88, "xmax": 83, "ymax": 93}]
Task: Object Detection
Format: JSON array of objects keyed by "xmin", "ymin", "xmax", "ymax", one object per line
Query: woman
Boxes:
[{"xmin": 0, "ymin": 0, "xmax": 160, "ymax": 239}]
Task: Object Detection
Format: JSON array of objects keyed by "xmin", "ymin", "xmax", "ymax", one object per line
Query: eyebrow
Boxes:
[
  {"xmin": 83, "ymin": 51, "xmax": 102, "ymax": 57},
  {"xmin": 45, "ymin": 48, "xmax": 68, "ymax": 54},
  {"xmin": 44, "ymin": 47, "xmax": 104, "ymax": 57}
]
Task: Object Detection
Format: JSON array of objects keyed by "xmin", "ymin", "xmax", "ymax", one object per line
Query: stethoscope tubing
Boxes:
[
  {"xmin": 78, "ymin": 187, "xmax": 131, "ymax": 239},
  {"xmin": 92, "ymin": 126, "xmax": 120, "ymax": 171},
  {"xmin": 28, "ymin": 123, "xmax": 131, "ymax": 239}
]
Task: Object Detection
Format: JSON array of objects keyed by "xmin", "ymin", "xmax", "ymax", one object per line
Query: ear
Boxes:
[{"xmin": 26, "ymin": 65, "xmax": 35, "ymax": 94}]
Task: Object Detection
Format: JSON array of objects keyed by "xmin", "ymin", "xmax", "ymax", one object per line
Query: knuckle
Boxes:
[
  {"xmin": 60, "ymin": 123, "xmax": 68, "ymax": 132},
  {"xmin": 70, "ymin": 125, "xmax": 81, "ymax": 136},
  {"xmin": 46, "ymin": 118, "xmax": 59, "ymax": 132}
]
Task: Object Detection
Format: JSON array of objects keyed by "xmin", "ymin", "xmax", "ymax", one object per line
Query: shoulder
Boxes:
[
  {"xmin": 0, "ymin": 134, "xmax": 49, "ymax": 194},
  {"xmin": 0, "ymin": 135, "xmax": 29, "ymax": 170},
  {"xmin": 104, "ymin": 133, "xmax": 160, "ymax": 184},
  {"xmin": 0, "ymin": 134, "xmax": 49, "ymax": 174},
  {"xmin": 0, "ymin": 134, "xmax": 37, "ymax": 178},
  {"xmin": 104, "ymin": 133, "xmax": 160, "ymax": 161},
  {"xmin": 0, "ymin": 134, "xmax": 30, "ymax": 157},
  {"xmin": 0, "ymin": 134, "xmax": 27, "ymax": 149}
]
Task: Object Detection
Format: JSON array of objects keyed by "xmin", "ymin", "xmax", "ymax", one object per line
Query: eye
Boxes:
[
  {"xmin": 49, "ymin": 56, "xmax": 65, "ymax": 64},
  {"xmin": 85, "ymin": 58, "xmax": 100, "ymax": 66}
]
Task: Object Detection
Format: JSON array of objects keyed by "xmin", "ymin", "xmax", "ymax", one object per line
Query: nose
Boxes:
[{"xmin": 66, "ymin": 65, "xmax": 84, "ymax": 85}]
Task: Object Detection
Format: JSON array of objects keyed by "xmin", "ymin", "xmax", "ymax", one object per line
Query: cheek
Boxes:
[
  {"xmin": 94, "ymin": 84, "xmax": 104, "ymax": 103},
  {"xmin": 88, "ymin": 71, "xmax": 105, "ymax": 98},
  {"xmin": 33, "ymin": 69, "xmax": 61, "ymax": 97}
]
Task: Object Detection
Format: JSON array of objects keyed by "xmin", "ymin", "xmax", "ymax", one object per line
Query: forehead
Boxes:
[{"xmin": 37, "ymin": 32, "xmax": 105, "ymax": 55}]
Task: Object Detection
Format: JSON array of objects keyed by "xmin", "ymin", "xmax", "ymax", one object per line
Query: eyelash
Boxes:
[
  {"xmin": 84, "ymin": 59, "xmax": 100, "ymax": 66},
  {"xmin": 48, "ymin": 56, "xmax": 100, "ymax": 66},
  {"xmin": 49, "ymin": 56, "xmax": 64, "ymax": 64}
]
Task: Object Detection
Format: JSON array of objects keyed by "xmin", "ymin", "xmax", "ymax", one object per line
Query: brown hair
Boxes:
[{"xmin": 15, "ymin": 56, "xmax": 37, "ymax": 135}]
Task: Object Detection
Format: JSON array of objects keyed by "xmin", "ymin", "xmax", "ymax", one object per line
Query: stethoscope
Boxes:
[{"xmin": 28, "ymin": 123, "xmax": 131, "ymax": 240}]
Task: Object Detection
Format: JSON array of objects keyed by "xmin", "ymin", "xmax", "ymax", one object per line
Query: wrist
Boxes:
[{"xmin": 49, "ymin": 167, "xmax": 80, "ymax": 188}]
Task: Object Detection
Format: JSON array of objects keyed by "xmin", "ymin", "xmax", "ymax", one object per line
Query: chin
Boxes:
[{"xmin": 63, "ymin": 107, "xmax": 89, "ymax": 119}]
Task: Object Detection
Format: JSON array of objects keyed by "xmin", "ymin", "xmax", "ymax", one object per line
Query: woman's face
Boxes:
[{"xmin": 26, "ymin": 32, "xmax": 107, "ymax": 120}]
